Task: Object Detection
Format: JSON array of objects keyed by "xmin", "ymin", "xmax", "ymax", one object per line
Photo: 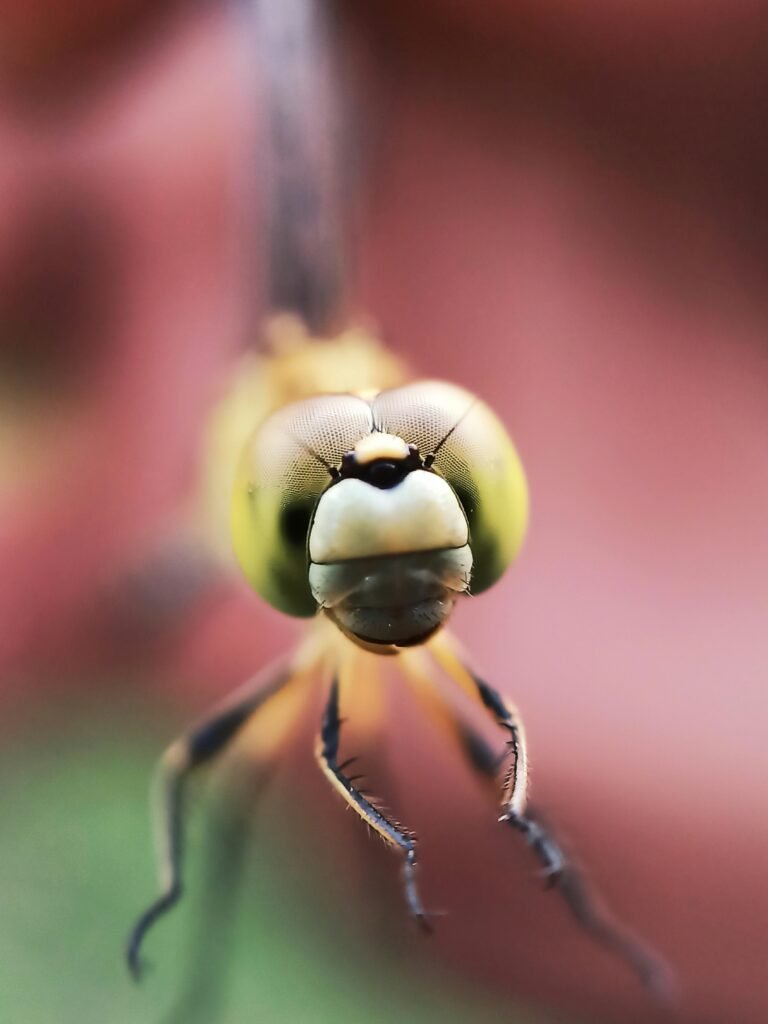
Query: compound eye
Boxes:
[
  {"xmin": 279, "ymin": 498, "xmax": 316, "ymax": 548},
  {"xmin": 231, "ymin": 393, "xmax": 373, "ymax": 616},
  {"xmin": 373, "ymin": 381, "xmax": 528, "ymax": 592}
]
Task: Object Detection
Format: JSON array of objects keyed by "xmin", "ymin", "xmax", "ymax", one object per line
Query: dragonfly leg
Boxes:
[
  {"xmin": 315, "ymin": 678, "xmax": 431, "ymax": 931},
  {"xmin": 126, "ymin": 660, "xmax": 293, "ymax": 980},
  {"xmin": 419, "ymin": 638, "xmax": 674, "ymax": 999}
]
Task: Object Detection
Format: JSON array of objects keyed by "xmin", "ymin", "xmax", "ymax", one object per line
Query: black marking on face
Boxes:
[{"xmin": 339, "ymin": 444, "xmax": 423, "ymax": 490}]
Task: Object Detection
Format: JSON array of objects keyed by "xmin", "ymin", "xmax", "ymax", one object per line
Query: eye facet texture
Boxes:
[
  {"xmin": 231, "ymin": 394, "xmax": 372, "ymax": 615},
  {"xmin": 372, "ymin": 382, "xmax": 529, "ymax": 594},
  {"xmin": 231, "ymin": 381, "xmax": 528, "ymax": 617}
]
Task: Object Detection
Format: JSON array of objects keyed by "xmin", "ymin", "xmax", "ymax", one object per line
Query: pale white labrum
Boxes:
[{"xmin": 308, "ymin": 470, "xmax": 469, "ymax": 564}]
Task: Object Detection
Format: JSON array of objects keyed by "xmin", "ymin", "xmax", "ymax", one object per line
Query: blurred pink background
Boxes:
[{"xmin": 1, "ymin": 2, "xmax": 766, "ymax": 1022}]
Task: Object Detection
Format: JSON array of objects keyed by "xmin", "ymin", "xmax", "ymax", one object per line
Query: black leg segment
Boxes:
[
  {"xmin": 316, "ymin": 679, "xmax": 430, "ymax": 929},
  {"xmin": 125, "ymin": 663, "xmax": 292, "ymax": 980},
  {"xmin": 457, "ymin": 667, "xmax": 673, "ymax": 998}
]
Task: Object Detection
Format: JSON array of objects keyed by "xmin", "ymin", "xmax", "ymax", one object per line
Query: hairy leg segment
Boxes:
[
  {"xmin": 315, "ymin": 678, "xmax": 431, "ymax": 930},
  {"xmin": 404, "ymin": 638, "xmax": 674, "ymax": 999}
]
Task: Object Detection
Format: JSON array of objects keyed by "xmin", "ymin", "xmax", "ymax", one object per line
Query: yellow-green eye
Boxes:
[
  {"xmin": 372, "ymin": 381, "xmax": 528, "ymax": 594},
  {"xmin": 231, "ymin": 381, "xmax": 528, "ymax": 630},
  {"xmin": 231, "ymin": 394, "xmax": 373, "ymax": 616}
]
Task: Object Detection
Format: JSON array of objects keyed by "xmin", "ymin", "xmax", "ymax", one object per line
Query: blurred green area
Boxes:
[{"xmin": 0, "ymin": 694, "xmax": 563, "ymax": 1024}]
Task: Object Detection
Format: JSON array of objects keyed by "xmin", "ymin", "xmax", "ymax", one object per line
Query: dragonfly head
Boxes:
[{"xmin": 231, "ymin": 381, "xmax": 528, "ymax": 650}]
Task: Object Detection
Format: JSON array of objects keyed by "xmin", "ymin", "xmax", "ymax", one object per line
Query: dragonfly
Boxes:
[
  {"xmin": 125, "ymin": 317, "xmax": 671, "ymax": 997},
  {"xmin": 126, "ymin": 0, "xmax": 671, "ymax": 1000}
]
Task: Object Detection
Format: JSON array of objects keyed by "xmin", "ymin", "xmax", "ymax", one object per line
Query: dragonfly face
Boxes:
[
  {"xmin": 308, "ymin": 433, "xmax": 473, "ymax": 646},
  {"xmin": 231, "ymin": 380, "xmax": 529, "ymax": 648}
]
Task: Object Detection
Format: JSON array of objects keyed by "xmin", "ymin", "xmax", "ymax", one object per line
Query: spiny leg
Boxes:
[
  {"xmin": 470, "ymin": 669, "xmax": 567, "ymax": 880},
  {"xmin": 315, "ymin": 678, "xmax": 431, "ymax": 930},
  {"xmin": 126, "ymin": 659, "xmax": 295, "ymax": 980},
  {"xmin": 421, "ymin": 636, "xmax": 674, "ymax": 999},
  {"xmin": 403, "ymin": 643, "xmax": 551, "ymax": 869}
]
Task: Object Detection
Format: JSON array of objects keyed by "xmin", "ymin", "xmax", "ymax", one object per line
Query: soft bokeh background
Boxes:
[{"xmin": 1, "ymin": 2, "xmax": 767, "ymax": 1023}]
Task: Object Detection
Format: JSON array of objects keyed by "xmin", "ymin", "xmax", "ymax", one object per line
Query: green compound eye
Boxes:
[
  {"xmin": 231, "ymin": 393, "xmax": 374, "ymax": 616},
  {"xmin": 279, "ymin": 499, "xmax": 315, "ymax": 549},
  {"xmin": 231, "ymin": 381, "xmax": 529, "ymax": 619},
  {"xmin": 371, "ymin": 381, "xmax": 529, "ymax": 595}
]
